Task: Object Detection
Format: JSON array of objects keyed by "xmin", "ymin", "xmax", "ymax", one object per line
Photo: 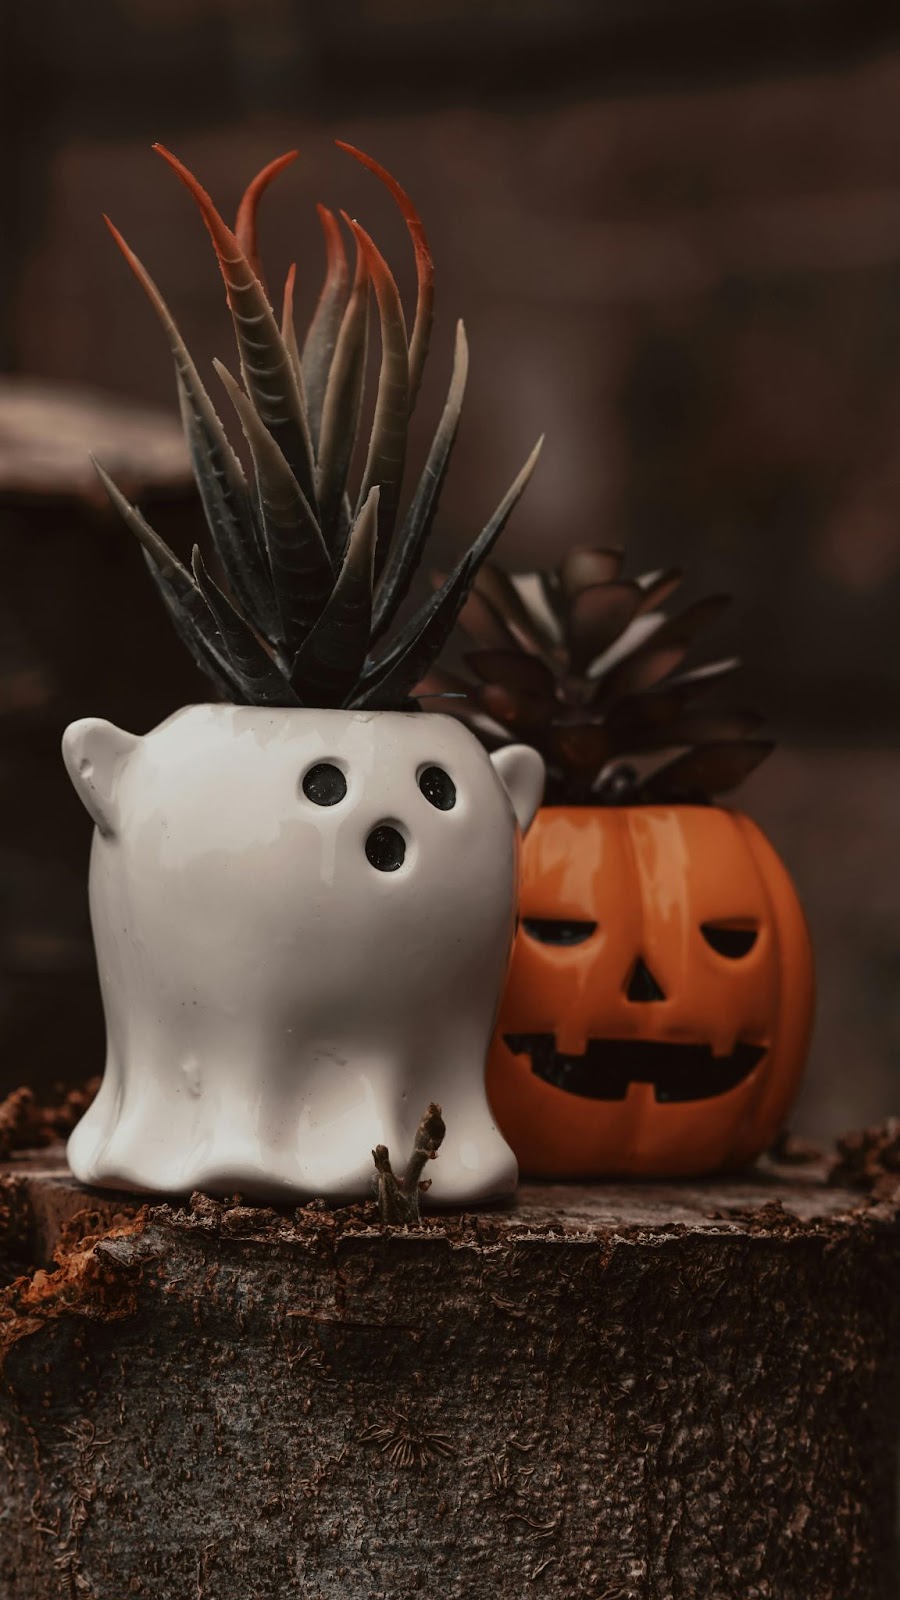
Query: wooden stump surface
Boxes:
[{"xmin": 1, "ymin": 1148, "xmax": 898, "ymax": 1600}]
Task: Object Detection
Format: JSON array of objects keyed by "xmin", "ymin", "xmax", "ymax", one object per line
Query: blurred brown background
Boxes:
[{"xmin": 0, "ymin": 0, "xmax": 898, "ymax": 1143}]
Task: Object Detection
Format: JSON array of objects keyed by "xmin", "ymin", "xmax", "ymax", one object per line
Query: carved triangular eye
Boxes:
[{"xmin": 701, "ymin": 922, "xmax": 758, "ymax": 958}]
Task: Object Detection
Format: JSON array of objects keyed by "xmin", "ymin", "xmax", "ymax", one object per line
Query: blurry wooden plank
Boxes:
[{"xmin": 0, "ymin": 379, "xmax": 189, "ymax": 505}]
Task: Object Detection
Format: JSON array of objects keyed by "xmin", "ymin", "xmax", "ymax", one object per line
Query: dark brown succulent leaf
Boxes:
[
  {"xmin": 316, "ymin": 230, "xmax": 370, "ymax": 553},
  {"xmin": 560, "ymin": 547, "xmax": 624, "ymax": 598},
  {"xmin": 372, "ymin": 320, "xmax": 467, "ymax": 639},
  {"xmin": 635, "ymin": 567, "xmax": 684, "ymax": 614},
  {"xmin": 214, "ymin": 360, "xmax": 333, "ymax": 656},
  {"xmin": 477, "ymin": 568, "xmax": 563, "ymax": 662},
  {"xmin": 234, "ymin": 149, "xmax": 299, "ymax": 289},
  {"xmin": 153, "ymin": 143, "xmax": 318, "ymax": 513},
  {"xmin": 291, "ymin": 486, "xmax": 378, "ymax": 705},
  {"xmin": 346, "ymin": 216, "xmax": 410, "ymax": 577},
  {"xmin": 465, "ymin": 649, "xmax": 556, "ymax": 700},
  {"xmin": 192, "ymin": 546, "xmax": 299, "ymax": 705},
  {"xmin": 336, "ymin": 140, "xmax": 435, "ymax": 409},
  {"xmin": 644, "ymin": 740, "xmax": 775, "ymax": 800},
  {"xmin": 567, "ymin": 581, "xmax": 641, "ymax": 673},
  {"xmin": 592, "ymin": 643, "xmax": 687, "ymax": 704},
  {"xmin": 301, "ymin": 205, "xmax": 350, "ymax": 449},
  {"xmin": 666, "ymin": 656, "xmax": 740, "ymax": 690},
  {"xmin": 546, "ymin": 722, "xmax": 613, "ymax": 774},
  {"xmin": 477, "ymin": 681, "xmax": 554, "ymax": 734},
  {"xmin": 597, "ymin": 594, "xmax": 730, "ymax": 703},
  {"xmin": 452, "ymin": 580, "xmax": 526, "ymax": 654},
  {"xmin": 539, "ymin": 566, "xmax": 567, "ymax": 629},
  {"xmin": 611, "ymin": 707, "xmax": 764, "ymax": 754},
  {"xmin": 604, "ymin": 662, "xmax": 746, "ymax": 748}
]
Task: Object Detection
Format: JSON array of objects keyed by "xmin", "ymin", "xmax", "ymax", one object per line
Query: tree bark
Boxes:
[{"xmin": 1, "ymin": 1148, "xmax": 898, "ymax": 1600}]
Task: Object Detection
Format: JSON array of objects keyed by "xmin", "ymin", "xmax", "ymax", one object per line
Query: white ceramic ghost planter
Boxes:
[
  {"xmin": 75, "ymin": 142, "xmax": 547, "ymax": 1203},
  {"xmin": 63, "ymin": 704, "xmax": 543, "ymax": 1204}
]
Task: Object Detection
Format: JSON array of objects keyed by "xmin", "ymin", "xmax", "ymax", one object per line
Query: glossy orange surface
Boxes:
[{"xmin": 487, "ymin": 805, "xmax": 815, "ymax": 1178}]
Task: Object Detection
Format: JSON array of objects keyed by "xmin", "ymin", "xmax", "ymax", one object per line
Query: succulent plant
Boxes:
[
  {"xmin": 95, "ymin": 144, "xmax": 541, "ymax": 709},
  {"xmin": 419, "ymin": 548, "xmax": 773, "ymax": 805}
]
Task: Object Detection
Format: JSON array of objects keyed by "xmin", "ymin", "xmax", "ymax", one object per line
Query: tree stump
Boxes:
[{"xmin": 0, "ymin": 1146, "xmax": 898, "ymax": 1600}]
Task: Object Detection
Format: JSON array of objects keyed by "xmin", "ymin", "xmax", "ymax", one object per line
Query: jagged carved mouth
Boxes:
[{"xmin": 503, "ymin": 1034, "xmax": 767, "ymax": 1102}]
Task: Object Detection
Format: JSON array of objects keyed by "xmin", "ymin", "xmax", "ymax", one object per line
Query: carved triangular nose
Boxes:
[{"xmin": 626, "ymin": 957, "xmax": 666, "ymax": 1003}]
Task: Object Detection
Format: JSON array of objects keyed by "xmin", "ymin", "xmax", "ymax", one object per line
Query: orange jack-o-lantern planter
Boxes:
[
  {"xmin": 488, "ymin": 804, "xmax": 814, "ymax": 1178},
  {"xmin": 423, "ymin": 546, "xmax": 816, "ymax": 1177}
]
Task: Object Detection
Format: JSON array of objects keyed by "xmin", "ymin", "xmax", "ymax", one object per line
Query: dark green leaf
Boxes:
[
  {"xmin": 103, "ymin": 215, "xmax": 276, "ymax": 639},
  {"xmin": 281, "ymin": 262, "xmax": 304, "ymax": 388},
  {"xmin": 301, "ymin": 205, "xmax": 350, "ymax": 449},
  {"xmin": 372, "ymin": 320, "xmax": 467, "ymax": 639},
  {"xmin": 358, "ymin": 437, "xmax": 543, "ymax": 705},
  {"xmin": 347, "ymin": 218, "xmax": 410, "ymax": 579},
  {"xmin": 291, "ymin": 487, "xmax": 379, "ymax": 706},
  {"xmin": 143, "ymin": 554, "xmax": 242, "ymax": 702},
  {"xmin": 316, "ymin": 231, "xmax": 370, "ymax": 559},
  {"xmin": 215, "ymin": 360, "xmax": 333, "ymax": 658},
  {"xmin": 353, "ymin": 559, "xmax": 474, "ymax": 709},
  {"xmin": 192, "ymin": 547, "xmax": 299, "ymax": 706},
  {"xmin": 93, "ymin": 459, "xmax": 243, "ymax": 699}
]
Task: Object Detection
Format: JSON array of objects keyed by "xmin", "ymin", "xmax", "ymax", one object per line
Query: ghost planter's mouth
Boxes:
[{"xmin": 503, "ymin": 1034, "xmax": 767, "ymax": 1102}]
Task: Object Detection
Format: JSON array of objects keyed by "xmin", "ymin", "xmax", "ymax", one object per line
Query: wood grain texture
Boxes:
[{"xmin": 0, "ymin": 1151, "xmax": 898, "ymax": 1599}]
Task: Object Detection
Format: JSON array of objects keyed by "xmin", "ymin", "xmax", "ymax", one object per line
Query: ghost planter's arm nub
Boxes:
[
  {"xmin": 62, "ymin": 718, "xmax": 140, "ymax": 840},
  {"xmin": 490, "ymin": 744, "xmax": 545, "ymax": 835}
]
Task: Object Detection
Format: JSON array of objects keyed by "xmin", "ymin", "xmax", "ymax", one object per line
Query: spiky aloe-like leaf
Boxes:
[
  {"xmin": 92, "ymin": 460, "xmax": 243, "ymax": 700},
  {"xmin": 291, "ymin": 487, "xmax": 378, "ymax": 705},
  {"xmin": 302, "ymin": 205, "xmax": 350, "ymax": 448},
  {"xmin": 336, "ymin": 140, "xmax": 434, "ymax": 408},
  {"xmin": 154, "ymin": 143, "xmax": 317, "ymax": 511},
  {"xmin": 103, "ymin": 217, "xmax": 276, "ymax": 636},
  {"xmin": 346, "ymin": 217, "xmax": 410, "ymax": 576},
  {"xmin": 235, "ymin": 149, "xmax": 299, "ymax": 288},
  {"xmin": 359, "ymin": 437, "xmax": 543, "ymax": 704},
  {"xmin": 281, "ymin": 263, "xmax": 303, "ymax": 387},
  {"xmin": 315, "ymin": 230, "xmax": 369, "ymax": 551},
  {"xmin": 191, "ymin": 546, "xmax": 299, "ymax": 706},
  {"xmin": 103, "ymin": 143, "xmax": 541, "ymax": 713},
  {"xmin": 214, "ymin": 359, "xmax": 332, "ymax": 657},
  {"xmin": 372, "ymin": 319, "xmax": 468, "ymax": 639}
]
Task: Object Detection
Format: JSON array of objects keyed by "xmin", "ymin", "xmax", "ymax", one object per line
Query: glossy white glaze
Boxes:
[{"xmin": 62, "ymin": 705, "xmax": 544, "ymax": 1204}]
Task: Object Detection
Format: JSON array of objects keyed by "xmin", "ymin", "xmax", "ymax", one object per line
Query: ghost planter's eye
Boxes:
[
  {"xmin": 418, "ymin": 766, "xmax": 456, "ymax": 811},
  {"xmin": 366, "ymin": 824, "xmax": 406, "ymax": 872},
  {"xmin": 700, "ymin": 922, "xmax": 758, "ymax": 958},
  {"xmin": 302, "ymin": 763, "xmax": 347, "ymax": 807}
]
